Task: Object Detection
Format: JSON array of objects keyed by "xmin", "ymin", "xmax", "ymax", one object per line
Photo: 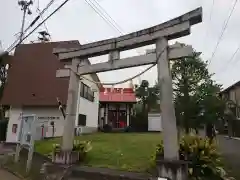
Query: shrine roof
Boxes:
[{"xmin": 99, "ymin": 88, "xmax": 137, "ymax": 103}]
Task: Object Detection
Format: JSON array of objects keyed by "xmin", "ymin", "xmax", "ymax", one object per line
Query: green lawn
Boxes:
[{"xmin": 35, "ymin": 133, "xmax": 162, "ymax": 172}]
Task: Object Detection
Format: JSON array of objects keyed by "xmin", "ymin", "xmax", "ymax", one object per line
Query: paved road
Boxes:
[
  {"xmin": 0, "ymin": 169, "xmax": 21, "ymax": 180},
  {"xmin": 217, "ymin": 135, "xmax": 240, "ymax": 179}
]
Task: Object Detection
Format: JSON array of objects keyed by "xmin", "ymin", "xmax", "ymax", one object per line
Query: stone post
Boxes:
[
  {"xmin": 61, "ymin": 58, "xmax": 80, "ymax": 163},
  {"xmin": 156, "ymin": 38, "xmax": 188, "ymax": 180}
]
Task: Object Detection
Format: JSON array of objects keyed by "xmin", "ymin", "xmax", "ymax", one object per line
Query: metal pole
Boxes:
[
  {"xmin": 20, "ymin": 7, "xmax": 27, "ymax": 42},
  {"xmin": 18, "ymin": 0, "xmax": 33, "ymax": 43},
  {"xmin": 156, "ymin": 38, "xmax": 179, "ymax": 160}
]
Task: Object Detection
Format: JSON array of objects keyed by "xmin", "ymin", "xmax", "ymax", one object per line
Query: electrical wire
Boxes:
[
  {"xmin": 26, "ymin": 0, "xmax": 55, "ymax": 32},
  {"xmin": 83, "ymin": 0, "xmax": 147, "ymax": 82},
  {"xmin": 36, "ymin": 0, "xmax": 52, "ymax": 40},
  {"xmin": 209, "ymin": 0, "xmax": 215, "ymax": 25},
  {"xmin": 203, "ymin": 0, "xmax": 215, "ymax": 52},
  {"xmin": 84, "ymin": 0, "xmax": 123, "ymax": 34},
  {"xmin": 208, "ymin": 0, "xmax": 238, "ymax": 66},
  {"xmin": 90, "ymin": 0, "xmax": 149, "ymax": 57},
  {"xmin": 90, "ymin": 0, "xmax": 124, "ymax": 34},
  {"xmin": 7, "ymin": 0, "xmax": 70, "ymax": 53},
  {"xmin": 215, "ymin": 45, "xmax": 240, "ymax": 75}
]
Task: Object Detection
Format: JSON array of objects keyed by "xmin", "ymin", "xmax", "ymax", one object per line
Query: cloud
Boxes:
[{"xmin": 1, "ymin": 0, "xmax": 240, "ymax": 88}]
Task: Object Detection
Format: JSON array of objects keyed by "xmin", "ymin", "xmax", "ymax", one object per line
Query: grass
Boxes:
[{"xmin": 35, "ymin": 133, "xmax": 162, "ymax": 172}]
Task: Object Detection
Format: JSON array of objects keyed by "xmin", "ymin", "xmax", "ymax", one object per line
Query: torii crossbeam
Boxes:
[{"xmin": 53, "ymin": 7, "xmax": 202, "ymax": 180}]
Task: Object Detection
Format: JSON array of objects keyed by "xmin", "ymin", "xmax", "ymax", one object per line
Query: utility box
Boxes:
[{"xmin": 148, "ymin": 113, "xmax": 162, "ymax": 132}]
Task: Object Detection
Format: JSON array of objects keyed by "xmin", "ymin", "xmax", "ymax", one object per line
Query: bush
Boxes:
[
  {"xmin": 52, "ymin": 140, "xmax": 92, "ymax": 162},
  {"xmin": 152, "ymin": 135, "xmax": 234, "ymax": 180},
  {"xmin": 130, "ymin": 113, "xmax": 148, "ymax": 132},
  {"xmin": 124, "ymin": 126, "xmax": 133, "ymax": 132},
  {"xmin": 102, "ymin": 124, "xmax": 112, "ymax": 133},
  {"xmin": 0, "ymin": 119, "xmax": 8, "ymax": 141}
]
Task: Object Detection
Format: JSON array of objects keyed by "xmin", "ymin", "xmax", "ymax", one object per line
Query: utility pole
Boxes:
[{"xmin": 18, "ymin": 0, "xmax": 33, "ymax": 43}]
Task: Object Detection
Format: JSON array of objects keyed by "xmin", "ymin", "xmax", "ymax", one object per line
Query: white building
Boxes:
[{"xmin": 1, "ymin": 41, "xmax": 101, "ymax": 143}]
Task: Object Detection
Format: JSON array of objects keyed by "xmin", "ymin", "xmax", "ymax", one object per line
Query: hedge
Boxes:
[{"xmin": 0, "ymin": 119, "xmax": 8, "ymax": 141}]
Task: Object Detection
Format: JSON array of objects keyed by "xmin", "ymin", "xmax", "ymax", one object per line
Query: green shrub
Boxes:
[
  {"xmin": 152, "ymin": 135, "xmax": 234, "ymax": 180},
  {"xmin": 130, "ymin": 113, "xmax": 148, "ymax": 132},
  {"xmin": 52, "ymin": 140, "xmax": 92, "ymax": 162}
]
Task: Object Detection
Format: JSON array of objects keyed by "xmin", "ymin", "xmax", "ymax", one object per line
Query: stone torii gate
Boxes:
[{"xmin": 54, "ymin": 7, "xmax": 202, "ymax": 179}]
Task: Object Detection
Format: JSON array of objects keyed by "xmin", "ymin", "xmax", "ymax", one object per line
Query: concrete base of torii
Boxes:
[
  {"xmin": 156, "ymin": 159, "xmax": 188, "ymax": 180},
  {"xmin": 52, "ymin": 150, "xmax": 80, "ymax": 164}
]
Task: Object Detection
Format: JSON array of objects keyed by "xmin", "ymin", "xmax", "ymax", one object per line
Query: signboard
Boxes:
[
  {"xmin": 17, "ymin": 114, "xmax": 37, "ymax": 147},
  {"xmin": 38, "ymin": 116, "xmax": 60, "ymax": 120},
  {"xmin": 15, "ymin": 114, "xmax": 37, "ymax": 173}
]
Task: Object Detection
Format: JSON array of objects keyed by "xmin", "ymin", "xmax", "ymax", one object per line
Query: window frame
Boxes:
[
  {"xmin": 80, "ymin": 82, "xmax": 95, "ymax": 102},
  {"xmin": 78, "ymin": 114, "xmax": 86, "ymax": 126}
]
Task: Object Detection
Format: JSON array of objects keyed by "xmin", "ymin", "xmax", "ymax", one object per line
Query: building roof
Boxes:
[
  {"xmin": 1, "ymin": 41, "xmax": 101, "ymax": 106},
  {"xmin": 99, "ymin": 87, "xmax": 137, "ymax": 103},
  {"xmin": 221, "ymin": 80, "xmax": 240, "ymax": 94}
]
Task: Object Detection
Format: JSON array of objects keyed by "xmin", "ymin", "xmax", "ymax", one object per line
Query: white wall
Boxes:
[
  {"xmin": 6, "ymin": 74, "xmax": 100, "ymax": 142},
  {"xmin": 22, "ymin": 107, "xmax": 64, "ymax": 138},
  {"xmin": 6, "ymin": 106, "xmax": 65, "ymax": 143},
  {"xmin": 6, "ymin": 107, "xmax": 22, "ymax": 143},
  {"xmin": 76, "ymin": 74, "xmax": 99, "ymax": 129}
]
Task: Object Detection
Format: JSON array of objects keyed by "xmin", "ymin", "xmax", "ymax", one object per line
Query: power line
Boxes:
[
  {"xmin": 84, "ymin": 0, "xmax": 147, "ymax": 80},
  {"xmin": 208, "ymin": 0, "xmax": 238, "ymax": 66},
  {"xmin": 203, "ymin": 0, "xmax": 215, "ymax": 48},
  {"xmin": 85, "ymin": 0, "xmax": 144, "ymax": 56},
  {"xmin": 90, "ymin": 0, "xmax": 124, "ymax": 34},
  {"xmin": 209, "ymin": 0, "xmax": 215, "ymax": 23},
  {"xmin": 84, "ymin": 0, "xmax": 123, "ymax": 35},
  {"xmin": 36, "ymin": 0, "xmax": 52, "ymax": 41},
  {"xmin": 7, "ymin": 0, "xmax": 70, "ymax": 53},
  {"xmin": 28, "ymin": 0, "xmax": 55, "ymax": 31},
  {"xmin": 215, "ymin": 45, "xmax": 240, "ymax": 75}
]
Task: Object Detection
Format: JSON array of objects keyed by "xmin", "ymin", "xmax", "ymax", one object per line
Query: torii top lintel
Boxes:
[{"xmin": 53, "ymin": 7, "xmax": 202, "ymax": 61}]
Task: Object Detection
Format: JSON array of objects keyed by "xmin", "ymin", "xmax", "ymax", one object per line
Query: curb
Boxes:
[{"xmin": 224, "ymin": 136, "xmax": 240, "ymax": 141}]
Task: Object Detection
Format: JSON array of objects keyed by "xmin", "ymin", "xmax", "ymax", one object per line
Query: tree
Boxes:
[
  {"xmin": 172, "ymin": 47, "xmax": 225, "ymax": 134},
  {"xmin": 135, "ymin": 80, "xmax": 160, "ymax": 114},
  {"xmin": 0, "ymin": 54, "xmax": 9, "ymax": 120}
]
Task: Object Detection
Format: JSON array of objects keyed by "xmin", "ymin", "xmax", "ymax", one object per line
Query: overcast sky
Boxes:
[{"xmin": 1, "ymin": 0, "xmax": 240, "ymax": 89}]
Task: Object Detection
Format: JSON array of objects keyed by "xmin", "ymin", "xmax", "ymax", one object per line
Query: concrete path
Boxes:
[
  {"xmin": 0, "ymin": 169, "xmax": 21, "ymax": 180},
  {"xmin": 0, "ymin": 143, "xmax": 21, "ymax": 179},
  {"xmin": 217, "ymin": 135, "xmax": 240, "ymax": 179}
]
